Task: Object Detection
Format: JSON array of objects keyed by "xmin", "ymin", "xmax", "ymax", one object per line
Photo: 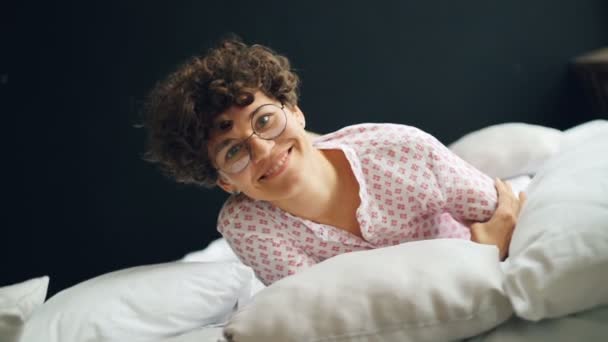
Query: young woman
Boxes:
[{"xmin": 143, "ymin": 38, "xmax": 526, "ymax": 285}]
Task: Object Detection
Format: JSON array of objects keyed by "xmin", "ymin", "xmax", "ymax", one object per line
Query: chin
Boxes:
[{"xmin": 257, "ymin": 171, "xmax": 303, "ymax": 202}]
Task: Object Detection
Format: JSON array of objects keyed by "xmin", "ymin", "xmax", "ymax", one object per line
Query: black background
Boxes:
[{"xmin": 4, "ymin": 1, "xmax": 607, "ymax": 297}]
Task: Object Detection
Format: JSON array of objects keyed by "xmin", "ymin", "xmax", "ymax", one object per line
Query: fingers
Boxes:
[
  {"xmin": 495, "ymin": 178, "xmax": 527, "ymax": 204},
  {"xmin": 494, "ymin": 178, "xmax": 513, "ymax": 195},
  {"xmin": 493, "ymin": 178, "xmax": 526, "ymax": 220},
  {"xmin": 494, "ymin": 178, "xmax": 516, "ymax": 207},
  {"xmin": 481, "ymin": 178, "xmax": 527, "ymax": 261},
  {"xmin": 519, "ymin": 191, "xmax": 527, "ymax": 203}
]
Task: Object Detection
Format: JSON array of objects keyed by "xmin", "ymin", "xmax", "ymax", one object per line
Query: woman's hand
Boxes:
[{"xmin": 470, "ymin": 178, "xmax": 527, "ymax": 261}]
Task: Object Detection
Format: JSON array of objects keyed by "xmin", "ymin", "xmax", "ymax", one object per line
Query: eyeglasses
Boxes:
[{"xmin": 214, "ymin": 103, "xmax": 288, "ymax": 174}]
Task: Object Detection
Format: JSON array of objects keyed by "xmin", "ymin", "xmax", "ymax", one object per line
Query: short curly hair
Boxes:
[{"xmin": 142, "ymin": 37, "xmax": 300, "ymax": 188}]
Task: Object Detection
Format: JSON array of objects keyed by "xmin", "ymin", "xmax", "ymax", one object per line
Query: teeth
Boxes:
[{"xmin": 264, "ymin": 151, "xmax": 289, "ymax": 178}]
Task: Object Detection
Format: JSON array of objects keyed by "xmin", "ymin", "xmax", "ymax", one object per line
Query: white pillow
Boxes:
[
  {"xmin": 448, "ymin": 123, "xmax": 563, "ymax": 179},
  {"xmin": 503, "ymin": 125, "xmax": 608, "ymax": 321},
  {"xmin": 561, "ymin": 119, "xmax": 608, "ymax": 150},
  {"xmin": 0, "ymin": 276, "xmax": 48, "ymax": 342},
  {"xmin": 181, "ymin": 238, "xmax": 267, "ymax": 307},
  {"xmin": 20, "ymin": 262, "xmax": 253, "ymax": 342},
  {"xmin": 223, "ymin": 239, "xmax": 513, "ymax": 342},
  {"xmin": 182, "ymin": 238, "xmax": 240, "ymax": 263}
]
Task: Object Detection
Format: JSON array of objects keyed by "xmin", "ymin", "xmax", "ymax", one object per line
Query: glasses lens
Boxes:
[
  {"xmin": 215, "ymin": 104, "xmax": 287, "ymax": 174},
  {"xmin": 217, "ymin": 142, "xmax": 250, "ymax": 174},
  {"xmin": 252, "ymin": 104, "xmax": 287, "ymax": 139}
]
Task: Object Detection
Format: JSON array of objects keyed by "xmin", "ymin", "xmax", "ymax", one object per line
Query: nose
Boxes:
[{"xmin": 248, "ymin": 136, "xmax": 275, "ymax": 164}]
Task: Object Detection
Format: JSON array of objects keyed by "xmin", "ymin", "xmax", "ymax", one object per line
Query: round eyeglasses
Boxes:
[{"xmin": 214, "ymin": 103, "xmax": 288, "ymax": 174}]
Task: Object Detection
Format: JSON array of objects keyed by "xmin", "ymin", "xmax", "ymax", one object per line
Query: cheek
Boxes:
[
  {"xmin": 238, "ymin": 171, "xmax": 257, "ymax": 186},
  {"xmin": 283, "ymin": 122, "xmax": 308, "ymax": 143},
  {"xmin": 222, "ymin": 171, "xmax": 251, "ymax": 189}
]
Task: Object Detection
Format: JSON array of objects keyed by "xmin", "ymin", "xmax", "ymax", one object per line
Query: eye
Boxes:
[
  {"xmin": 255, "ymin": 114, "xmax": 272, "ymax": 130},
  {"xmin": 225, "ymin": 144, "xmax": 242, "ymax": 161}
]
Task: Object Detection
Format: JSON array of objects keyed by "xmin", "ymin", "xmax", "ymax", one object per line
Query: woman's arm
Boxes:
[
  {"xmin": 413, "ymin": 129, "xmax": 525, "ymax": 259},
  {"xmin": 470, "ymin": 178, "xmax": 527, "ymax": 260},
  {"xmin": 410, "ymin": 128, "xmax": 498, "ymax": 222}
]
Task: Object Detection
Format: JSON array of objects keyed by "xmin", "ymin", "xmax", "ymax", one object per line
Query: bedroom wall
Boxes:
[{"xmin": 4, "ymin": 1, "xmax": 607, "ymax": 296}]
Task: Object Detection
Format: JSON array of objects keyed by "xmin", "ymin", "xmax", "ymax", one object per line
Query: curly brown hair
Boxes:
[{"xmin": 142, "ymin": 37, "xmax": 300, "ymax": 188}]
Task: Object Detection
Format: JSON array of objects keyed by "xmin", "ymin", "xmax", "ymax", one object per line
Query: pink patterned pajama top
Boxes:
[{"xmin": 217, "ymin": 123, "xmax": 498, "ymax": 285}]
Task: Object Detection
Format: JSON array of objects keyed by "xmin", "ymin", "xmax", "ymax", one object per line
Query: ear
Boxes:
[{"xmin": 216, "ymin": 174, "xmax": 237, "ymax": 194}]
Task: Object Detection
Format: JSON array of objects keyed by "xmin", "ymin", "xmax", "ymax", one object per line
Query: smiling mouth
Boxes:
[{"xmin": 259, "ymin": 146, "xmax": 293, "ymax": 181}]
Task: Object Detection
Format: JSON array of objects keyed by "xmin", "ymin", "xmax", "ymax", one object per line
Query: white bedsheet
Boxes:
[{"xmin": 469, "ymin": 305, "xmax": 608, "ymax": 342}]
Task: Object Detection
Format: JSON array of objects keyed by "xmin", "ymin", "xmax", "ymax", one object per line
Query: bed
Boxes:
[{"xmin": 2, "ymin": 120, "xmax": 607, "ymax": 342}]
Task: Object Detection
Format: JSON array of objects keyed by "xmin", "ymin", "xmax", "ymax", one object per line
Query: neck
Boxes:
[{"xmin": 271, "ymin": 148, "xmax": 344, "ymax": 223}]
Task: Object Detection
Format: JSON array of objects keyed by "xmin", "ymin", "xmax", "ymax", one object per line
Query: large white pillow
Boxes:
[
  {"xmin": 0, "ymin": 276, "xmax": 48, "ymax": 342},
  {"xmin": 182, "ymin": 238, "xmax": 240, "ymax": 263},
  {"xmin": 223, "ymin": 239, "xmax": 513, "ymax": 342},
  {"xmin": 561, "ymin": 119, "xmax": 608, "ymax": 150},
  {"xmin": 181, "ymin": 238, "xmax": 267, "ymax": 307},
  {"xmin": 503, "ymin": 125, "xmax": 608, "ymax": 321},
  {"xmin": 448, "ymin": 123, "xmax": 563, "ymax": 179},
  {"xmin": 20, "ymin": 262, "xmax": 253, "ymax": 342}
]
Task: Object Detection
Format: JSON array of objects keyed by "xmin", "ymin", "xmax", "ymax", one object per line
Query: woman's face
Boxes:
[{"xmin": 207, "ymin": 91, "xmax": 312, "ymax": 202}]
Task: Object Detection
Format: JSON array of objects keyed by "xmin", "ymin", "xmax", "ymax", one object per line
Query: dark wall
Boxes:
[{"xmin": 4, "ymin": 1, "xmax": 607, "ymax": 296}]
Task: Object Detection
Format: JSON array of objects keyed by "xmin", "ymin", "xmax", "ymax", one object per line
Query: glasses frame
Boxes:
[{"xmin": 215, "ymin": 103, "xmax": 288, "ymax": 175}]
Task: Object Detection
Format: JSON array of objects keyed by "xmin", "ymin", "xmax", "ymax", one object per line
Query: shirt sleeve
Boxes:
[
  {"xmin": 385, "ymin": 125, "xmax": 498, "ymax": 223},
  {"xmin": 419, "ymin": 129, "xmax": 498, "ymax": 222},
  {"xmin": 217, "ymin": 203, "xmax": 318, "ymax": 286}
]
